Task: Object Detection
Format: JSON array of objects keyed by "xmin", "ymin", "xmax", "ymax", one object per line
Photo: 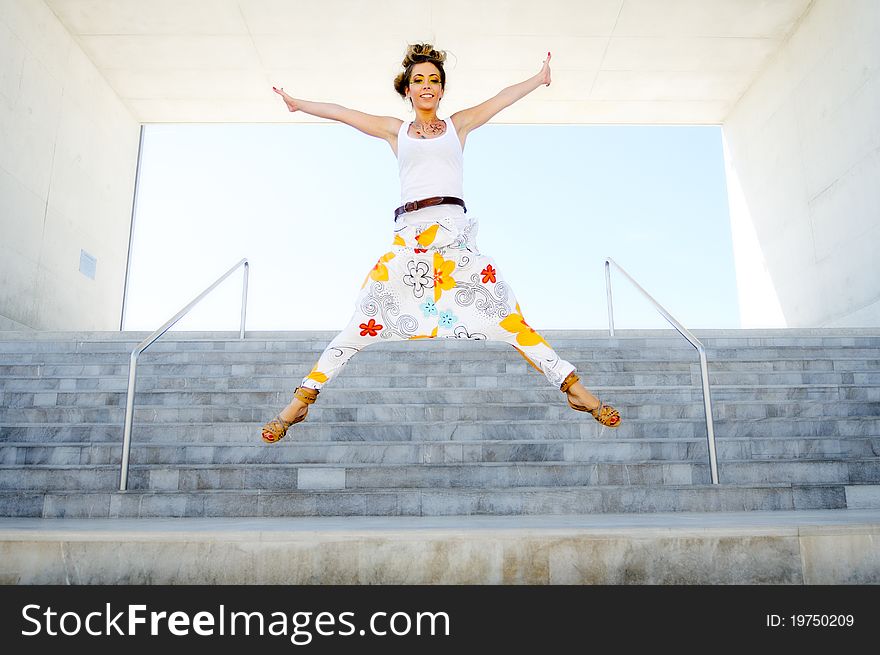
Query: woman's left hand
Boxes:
[{"xmin": 538, "ymin": 51, "xmax": 551, "ymax": 87}]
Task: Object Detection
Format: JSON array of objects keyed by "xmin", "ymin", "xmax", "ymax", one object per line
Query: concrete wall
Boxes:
[
  {"xmin": 722, "ymin": 0, "xmax": 880, "ymax": 327},
  {"xmin": 0, "ymin": 0, "xmax": 140, "ymax": 330}
]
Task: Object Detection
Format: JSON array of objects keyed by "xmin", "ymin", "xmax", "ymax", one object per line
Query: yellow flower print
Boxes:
[
  {"xmin": 432, "ymin": 251, "xmax": 457, "ymax": 302},
  {"xmin": 415, "ymin": 223, "xmax": 440, "ymax": 248},
  {"xmin": 306, "ymin": 365, "xmax": 328, "ymax": 384},
  {"xmin": 408, "ymin": 326, "xmax": 439, "ymax": 340},
  {"xmin": 499, "ymin": 301, "xmax": 549, "ymax": 348},
  {"xmin": 361, "ymin": 251, "xmax": 396, "ymax": 289},
  {"xmin": 393, "ymin": 234, "xmax": 406, "ymax": 247}
]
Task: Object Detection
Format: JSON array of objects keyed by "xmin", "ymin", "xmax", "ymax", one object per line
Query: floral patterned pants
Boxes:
[{"xmin": 299, "ymin": 213, "xmax": 577, "ymax": 392}]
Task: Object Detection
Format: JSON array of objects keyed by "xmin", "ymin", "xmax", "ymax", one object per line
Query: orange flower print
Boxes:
[
  {"xmin": 415, "ymin": 223, "xmax": 440, "ymax": 248},
  {"xmin": 306, "ymin": 365, "xmax": 329, "ymax": 384},
  {"xmin": 361, "ymin": 251, "xmax": 396, "ymax": 289},
  {"xmin": 393, "ymin": 234, "xmax": 406, "ymax": 247},
  {"xmin": 481, "ymin": 264, "xmax": 497, "ymax": 284},
  {"xmin": 432, "ymin": 252, "xmax": 457, "ymax": 302},
  {"xmin": 408, "ymin": 325, "xmax": 439, "ymax": 340},
  {"xmin": 359, "ymin": 318, "xmax": 383, "ymax": 337},
  {"xmin": 499, "ymin": 302, "xmax": 549, "ymax": 348}
]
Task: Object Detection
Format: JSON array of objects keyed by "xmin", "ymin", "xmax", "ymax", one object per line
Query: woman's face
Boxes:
[{"xmin": 406, "ymin": 62, "xmax": 444, "ymax": 110}]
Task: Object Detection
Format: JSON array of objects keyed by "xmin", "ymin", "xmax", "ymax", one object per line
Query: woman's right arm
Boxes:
[{"xmin": 272, "ymin": 86, "xmax": 400, "ymax": 142}]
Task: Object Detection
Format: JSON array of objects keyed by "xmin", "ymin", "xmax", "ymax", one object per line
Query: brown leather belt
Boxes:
[{"xmin": 394, "ymin": 196, "xmax": 466, "ymax": 220}]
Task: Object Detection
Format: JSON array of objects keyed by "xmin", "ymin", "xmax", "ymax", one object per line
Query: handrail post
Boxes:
[
  {"xmin": 240, "ymin": 261, "xmax": 249, "ymax": 340},
  {"xmin": 605, "ymin": 259, "xmax": 615, "ymax": 336},
  {"xmin": 119, "ymin": 257, "xmax": 249, "ymax": 491},
  {"xmin": 119, "ymin": 349, "xmax": 139, "ymax": 491},
  {"xmin": 603, "ymin": 256, "xmax": 720, "ymax": 485},
  {"xmin": 698, "ymin": 346, "xmax": 719, "ymax": 484}
]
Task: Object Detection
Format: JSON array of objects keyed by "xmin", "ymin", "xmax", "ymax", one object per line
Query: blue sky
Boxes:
[{"xmin": 123, "ymin": 122, "xmax": 738, "ymax": 332}]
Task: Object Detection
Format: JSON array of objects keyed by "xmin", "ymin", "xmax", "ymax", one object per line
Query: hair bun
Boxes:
[{"xmin": 402, "ymin": 43, "xmax": 446, "ymax": 67}]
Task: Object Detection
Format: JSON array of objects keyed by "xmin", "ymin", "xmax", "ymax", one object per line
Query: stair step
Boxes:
[
  {"xmin": 4, "ymin": 358, "xmax": 880, "ymax": 379},
  {"xmin": 2, "ymin": 416, "xmax": 879, "ymax": 442},
  {"xmin": 3, "ymin": 348, "xmax": 880, "ymax": 365},
  {"xmin": 1, "ymin": 436, "xmax": 876, "ymax": 464},
  {"xmin": 3, "ymin": 482, "xmax": 872, "ymax": 517},
  {"xmin": 2, "ymin": 459, "xmax": 879, "ymax": 491},
  {"xmin": 6, "ymin": 374, "xmax": 880, "ymax": 393}
]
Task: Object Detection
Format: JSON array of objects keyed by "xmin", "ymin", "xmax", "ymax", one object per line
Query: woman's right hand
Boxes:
[{"xmin": 272, "ymin": 86, "xmax": 299, "ymax": 112}]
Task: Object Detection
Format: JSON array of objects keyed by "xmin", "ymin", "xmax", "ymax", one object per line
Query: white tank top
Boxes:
[{"xmin": 396, "ymin": 117, "xmax": 465, "ymax": 223}]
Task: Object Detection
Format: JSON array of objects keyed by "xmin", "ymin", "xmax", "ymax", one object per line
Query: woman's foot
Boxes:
[
  {"xmin": 560, "ymin": 372, "xmax": 621, "ymax": 428},
  {"xmin": 564, "ymin": 380, "xmax": 601, "ymax": 412},
  {"xmin": 278, "ymin": 397, "xmax": 309, "ymax": 424},
  {"xmin": 261, "ymin": 397, "xmax": 310, "ymax": 443}
]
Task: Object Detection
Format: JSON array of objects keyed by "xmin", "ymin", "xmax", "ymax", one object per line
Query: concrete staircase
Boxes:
[{"xmin": 1, "ymin": 328, "xmax": 878, "ymax": 518}]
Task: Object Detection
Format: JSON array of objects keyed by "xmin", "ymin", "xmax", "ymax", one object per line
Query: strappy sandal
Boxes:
[
  {"xmin": 559, "ymin": 371, "xmax": 621, "ymax": 428},
  {"xmin": 261, "ymin": 386, "xmax": 319, "ymax": 443}
]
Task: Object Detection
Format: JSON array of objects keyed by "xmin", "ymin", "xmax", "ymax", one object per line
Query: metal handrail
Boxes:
[
  {"xmin": 604, "ymin": 257, "xmax": 719, "ymax": 484},
  {"xmin": 119, "ymin": 258, "xmax": 250, "ymax": 491}
]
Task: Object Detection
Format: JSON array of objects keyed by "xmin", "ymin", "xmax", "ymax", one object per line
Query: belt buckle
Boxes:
[{"xmin": 404, "ymin": 200, "xmax": 418, "ymax": 213}]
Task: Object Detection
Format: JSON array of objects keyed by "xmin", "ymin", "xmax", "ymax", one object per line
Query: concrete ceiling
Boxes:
[{"xmin": 43, "ymin": 0, "xmax": 815, "ymax": 125}]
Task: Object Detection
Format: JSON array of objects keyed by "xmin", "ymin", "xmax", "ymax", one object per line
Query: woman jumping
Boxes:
[{"xmin": 261, "ymin": 43, "xmax": 621, "ymax": 442}]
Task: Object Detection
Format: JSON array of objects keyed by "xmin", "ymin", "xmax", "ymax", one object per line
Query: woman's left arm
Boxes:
[{"xmin": 452, "ymin": 52, "xmax": 551, "ymax": 136}]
